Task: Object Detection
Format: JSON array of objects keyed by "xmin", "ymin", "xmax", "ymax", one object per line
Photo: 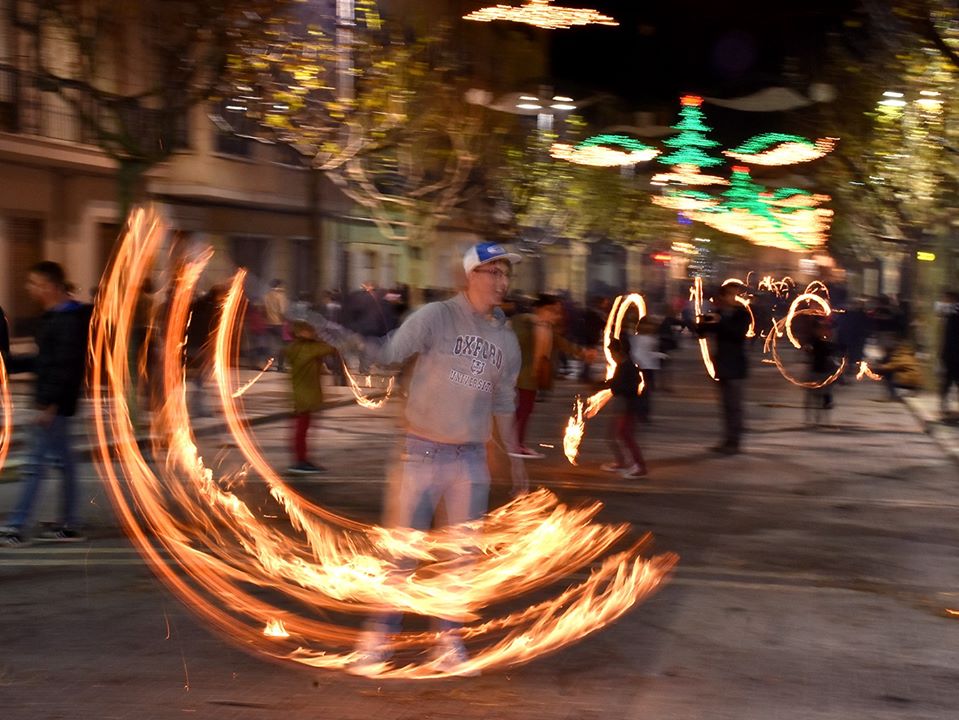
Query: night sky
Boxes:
[{"xmin": 549, "ymin": 0, "xmax": 858, "ymax": 106}]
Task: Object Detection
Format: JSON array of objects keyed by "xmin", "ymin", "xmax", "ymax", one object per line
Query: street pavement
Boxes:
[{"xmin": 1, "ymin": 343, "xmax": 958, "ymax": 720}]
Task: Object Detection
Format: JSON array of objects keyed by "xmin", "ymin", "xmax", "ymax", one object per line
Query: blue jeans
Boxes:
[
  {"xmin": 373, "ymin": 434, "xmax": 490, "ymax": 635},
  {"xmin": 8, "ymin": 415, "xmax": 79, "ymax": 530}
]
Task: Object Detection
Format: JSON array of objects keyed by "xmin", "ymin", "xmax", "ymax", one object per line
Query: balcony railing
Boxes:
[{"xmin": 0, "ymin": 63, "xmax": 189, "ymax": 151}]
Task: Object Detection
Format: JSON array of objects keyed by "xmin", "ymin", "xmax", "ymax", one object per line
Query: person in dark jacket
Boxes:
[
  {"xmin": 0, "ymin": 303, "xmax": 10, "ymax": 364},
  {"xmin": 698, "ymin": 282, "xmax": 752, "ymax": 454},
  {"xmin": 1, "ymin": 262, "xmax": 90, "ymax": 546},
  {"xmin": 601, "ymin": 339, "xmax": 647, "ymax": 478},
  {"xmin": 939, "ymin": 291, "xmax": 959, "ymax": 418}
]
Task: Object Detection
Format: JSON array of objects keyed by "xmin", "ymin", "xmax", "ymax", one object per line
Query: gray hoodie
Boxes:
[{"xmin": 369, "ymin": 293, "xmax": 520, "ymax": 444}]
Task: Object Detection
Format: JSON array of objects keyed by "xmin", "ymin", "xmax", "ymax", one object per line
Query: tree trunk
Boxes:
[
  {"xmin": 116, "ymin": 159, "xmax": 149, "ymax": 223},
  {"xmin": 308, "ymin": 168, "xmax": 323, "ymax": 300}
]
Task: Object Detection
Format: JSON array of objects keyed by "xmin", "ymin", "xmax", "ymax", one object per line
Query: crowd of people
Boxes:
[{"xmin": 0, "ymin": 253, "xmax": 957, "ymax": 555}]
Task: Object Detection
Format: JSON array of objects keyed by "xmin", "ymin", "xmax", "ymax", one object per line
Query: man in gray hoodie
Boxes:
[{"xmin": 317, "ymin": 242, "xmax": 525, "ymax": 674}]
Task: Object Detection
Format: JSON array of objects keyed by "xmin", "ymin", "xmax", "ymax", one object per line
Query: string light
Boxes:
[
  {"xmin": 464, "ymin": 0, "xmax": 619, "ymax": 30},
  {"xmin": 725, "ymin": 134, "xmax": 838, "ymax": 166},
  {"xmin": 551, "ymin": 135, "xmax": 659, "ymax": 167},
  {"xmin": 650, "ymin": 164, "xmax": 728, "ymax": 186}
]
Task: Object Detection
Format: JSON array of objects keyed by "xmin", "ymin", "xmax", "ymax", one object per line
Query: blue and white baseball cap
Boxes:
[{"xmin": 463, "ymin": 242, "xmax": 522, "ymax": 274}]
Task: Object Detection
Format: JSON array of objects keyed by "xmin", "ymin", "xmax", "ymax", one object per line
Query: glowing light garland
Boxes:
[
  {"xmin": 725, "ymin": 134, "xmax": 838, "ymax": 166},
  {"xmin": 551, "ymin": 135, "xmax": 660, "ymax": 167},
  {"xmin": 650, "ymin": 97, "xmax": 835, "ymax": 250},
  {"xmin": 691, "ymin": 277, "xmax": 717, "ymax": 381},
  {"xmin": 90, "ymin": 207, "xmax": 676, "ymax": 678},
  {"xmin": 463, "ymin": 0, "xmax": 619, "ymax": 30},
  {"xmin": 679, "ymin": 167, "xmax": 832, "ymax": 252}
]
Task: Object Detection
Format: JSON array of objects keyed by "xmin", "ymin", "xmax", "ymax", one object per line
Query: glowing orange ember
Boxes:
[
  {"xmin": 691, "ymin": 277, "xmax": 718, "ymax": 381},
  {"xmin": 89, "ymin": 207, "xmax": 676, "ymax": 678},
  {"xmin": 856, "ymin": 361, "xmax": 882, "ymax": 382},
  {"xmin": 763, "ymin": 294, "xmax": 845, "ymax": 389},
  {"xmin": 0, "ymin": 351, "xmax": 10, "ymax": 473}
]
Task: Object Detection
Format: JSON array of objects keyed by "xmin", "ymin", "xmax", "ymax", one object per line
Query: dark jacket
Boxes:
[
  {"xmin": 0, "ymin": 305, "xmax": 9, "ymax": 363},
  {"xmin": 700, "ymin": 305, "xmax": 751, "ymax": 380},
  {"xmin": 610, "ymin": 357, "xmax": 643, "ymax": 415},
  {"xmin": 20, "ymin": 301, "xmax": 90, "ymax": 416},
  {"xmin": 942, "ymin": 309, "xmax": 959, "ymax": 370}
]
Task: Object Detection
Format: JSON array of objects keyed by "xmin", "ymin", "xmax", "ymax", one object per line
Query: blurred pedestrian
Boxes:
[
  {"xmin": 0, "ymin": 262, "xmax": 90, "ymax": 546},
  {"xmin": 185, "ymin": 285, "xmax": 226, "ymax": 419},
  {"xmin": 938, "ymin": 290, "xmax": 959, "ymax": 418},
  {"xmin": 804, "ymin": 316, "xmax": 838, "ymax": 423},
  {"xmin": 285, "ymin": 321, "xmax": 335, "ymax": 475},
  {"xmin": 0, "ymin": 303, "xmax": 9, "ymax": 364},
  {"xmin": 627, "ymin": 315, "xmax": 665, "ymax": 423},
  {"xmin": 512, "ymin": 294, "xmax": 595, "ymax": 458},
  {"xmin": 319, "ymin": 242, "xmax": 525, "ymax": 674},
  {"xmin": 876, "ymin": 337, "xmax": 922, "ymax": 401},
  {"xmin": 698, "ymin": 282, "xmax": 752, "ymax": 454},
  {"xmin": 264, "ymin": 279, "xmax": 289, "ymax": 371},
  {"xmin": 601, "ymin": 339, "xmax": 647, "ymax": 479}
]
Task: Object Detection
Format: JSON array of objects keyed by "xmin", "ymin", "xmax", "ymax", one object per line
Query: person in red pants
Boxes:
[
  {"xmin": 601, "ymin": 339, "xmax": 648, "ymax": 479},
  {"xmin": 511, "ymin": 294, "xmax": 595, "ymax": 458}
]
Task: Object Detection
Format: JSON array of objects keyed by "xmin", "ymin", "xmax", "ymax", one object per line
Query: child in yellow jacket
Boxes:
[{"xmin": 285, "ymin": 321, "xmax": 335, "ymax": 474}]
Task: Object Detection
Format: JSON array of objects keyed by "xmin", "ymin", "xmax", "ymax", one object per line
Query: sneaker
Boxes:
[
  {"xmin": 301, "ymin": 462, "xmax": 328, "ymax": 474},
  {"xmin": 34, "ymin": 525, "xmax": 86, "ymax": 543},
  {"xmin": 430, "ymin": 635, "xmax": 479, "ymax": 677},
  {"xmin": 287, "ymin": 462, "xmax": 321, "ymax": 475},
  {"xmin": 620, "ymin": 464, "xmax": 648, "ymax": 479},
  {"xmin": 347, "ymin": 631, "xmax": 392, "ymax": 676},
  {"xmin": 600, "ymin": 462, "xmax": 627, "ymax": 473},
  {"xmin": 0, "ymin": 527, "xmax": 29, "ymax": 548},
  {"xmin": 508, "ymin": 446, "xmax": 545, "ymax": 459}
]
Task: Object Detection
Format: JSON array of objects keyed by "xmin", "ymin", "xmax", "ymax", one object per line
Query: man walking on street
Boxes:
[
  {"xmin": 699, "ymin": 282, "xmax": 752, "ymax": 454},
  {"xmin": 0, "ymin": 303, "xmax": 9, "ymax": 364},
  {"xmin": 938, "ymin": 290, "xmax": 959, "ymax": 419},
  {"xmin": 1, "ymin": 262, "xmax": 89, "ymax": 546}
]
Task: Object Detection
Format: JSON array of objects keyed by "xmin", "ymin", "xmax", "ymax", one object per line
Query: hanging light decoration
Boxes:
[
  {"xmin": 551, "ymin": 134, "xmax": 659, "ymax": 167},
  {"xmin": 724, "ymin": 133, "xmax": 838, "ymax": 166},
  {"xmin": 464, "ymin": 0, "xmax": 619, "ymax": 30},
  {"xmin": 651, "ymin": 164, "xmax": 729, "ymax": 186}
]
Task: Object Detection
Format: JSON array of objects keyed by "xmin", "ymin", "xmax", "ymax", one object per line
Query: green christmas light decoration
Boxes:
[
  {"xmin": 551, "ymin": 133, "xmax": 660, "ymax": 167},
  {"xmin": 680, "ymin": 166, "xmax": 832, "ymax": 251},
  {"xmin": 652, "ymin": 95, "xmax": 727, "ymax": 186},
  {"xmin": 649, "ymin": 96, "xmax": 837, "ymax": 252},
  {"xmin": 725, "ymin": 133, "xmax": 837, "ymax": 166}
]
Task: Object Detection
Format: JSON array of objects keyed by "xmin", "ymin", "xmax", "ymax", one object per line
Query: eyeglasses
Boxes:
[{"xmin": 472, "ymin": 268, "xmax": 512, "ymax": 281}]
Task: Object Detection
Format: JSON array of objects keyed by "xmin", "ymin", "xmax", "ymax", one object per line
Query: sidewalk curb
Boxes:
[{"xmin": 902, "ymin": 397, "xmax": 959, "ymax": 467}]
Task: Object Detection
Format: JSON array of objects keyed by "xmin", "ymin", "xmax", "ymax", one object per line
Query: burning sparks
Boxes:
[
  {"xmin": 691, "ymin": 277, "xmax": 717, "ymax": 381},
  {"xmin": 89, "ymin": 206, "xmax": 676, "ymax": 678},
  {"xmin": 342, "ymin": 363, "xmax": 395, "ymax": 410},
  {"xmin": 0, "ymin": 351, "xmax": 10, "ymax": 473},
  {"xmin": 563, "ymin": 295, "xmax": 646, "ymax": 466},
  {"xmin": 856, "ymin": 361, "xmax": 882, "ymax": 382},
  {"xmin": 264, "ymin": 619, "xmax": 291, "ymax": 638},
  {"xmin": 763, "ymin": 293, "xmax": 845, "ymax": 389}
]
